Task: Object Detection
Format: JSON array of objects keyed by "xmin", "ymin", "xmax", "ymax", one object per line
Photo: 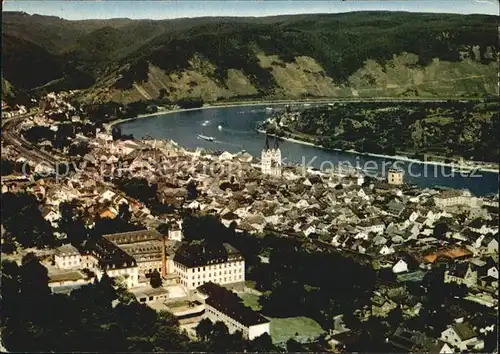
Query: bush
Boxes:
[
  {"xmin": 150, "ymin": 270, "xmax": 163, "ymax": 288},
  {"xmin": 176, "ymin": 98, "xmax": 204, "ymax": 109}
]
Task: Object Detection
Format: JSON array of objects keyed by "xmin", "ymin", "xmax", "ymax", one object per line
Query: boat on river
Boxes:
[{"xmin": 198, "ymin": 134, "xmax": 215, "ymax": 142}]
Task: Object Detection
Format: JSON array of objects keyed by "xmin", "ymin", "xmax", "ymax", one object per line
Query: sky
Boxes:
[{"xmin": 2, "ymin": 0, "xmax": 499, "ymax": 20}]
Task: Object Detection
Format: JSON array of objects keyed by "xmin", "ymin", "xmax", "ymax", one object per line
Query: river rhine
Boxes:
[{"xmin": 118, "ymin": 104, "xmax": 498, "ymax": 196}]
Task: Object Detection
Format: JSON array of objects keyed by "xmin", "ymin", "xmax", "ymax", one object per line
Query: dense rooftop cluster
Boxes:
[{"xmin": 1, "ymin": 91, "xmax": 498, "ymax": 353}]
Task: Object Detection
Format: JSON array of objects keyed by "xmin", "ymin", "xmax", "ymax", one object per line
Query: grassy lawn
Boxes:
[
  {"xmin": 239, "ymin": 292, "xmax": 262, "ymax": 311},
  {"xmin": 237, "ymin": 293, "xmax": 324, "ymax": 345},
  {"xmin": 267, "ymin": 316, "xmax": 324, "ymax": 345}
]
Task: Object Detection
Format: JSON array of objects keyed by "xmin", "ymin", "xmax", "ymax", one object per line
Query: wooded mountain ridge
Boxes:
[{"xmin": 2, "ymin": 11, "xmax": 498, "ymax": 103}]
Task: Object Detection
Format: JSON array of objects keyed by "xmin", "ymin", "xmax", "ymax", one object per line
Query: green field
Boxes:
[
  {"xmin": 268, "ymin": 316, "xmax": 325, "ymax": 345},
  {"xmin": 239, "ymin": 292, "xmax": 262, "ymax": 311},
  {"xmin": 238, "ymin": 293, "xmax": 324, "ymax": 345}
]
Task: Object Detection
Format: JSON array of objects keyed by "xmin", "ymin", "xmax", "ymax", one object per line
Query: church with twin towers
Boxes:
[{"xmin": 261, "ymin": 134, "xmax": 282, "ymax": 177}]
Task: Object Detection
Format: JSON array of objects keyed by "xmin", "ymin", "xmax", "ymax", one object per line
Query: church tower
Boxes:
[{"xmin": 261, "ymin": 134, "xmax": 282, "ymax": 177}]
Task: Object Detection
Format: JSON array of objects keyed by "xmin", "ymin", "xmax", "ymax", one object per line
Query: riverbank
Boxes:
[
  {"xmin": 106, "ymin": 99, "xmax": 334, "ymax": 131},
  {"xmin": 257, "ymin": 129, "xmax": 499, "ymax": 174},
  {"xmin": 108, "ymin": 100, "xmax": 498, "ymax": 174},
  {"xmin": 107, "ymin": 103, "xmax": 268, "ymax": 131},
  {"xmin": 106, "ymin": 96, "xmax": 483, "ymax": 130}
]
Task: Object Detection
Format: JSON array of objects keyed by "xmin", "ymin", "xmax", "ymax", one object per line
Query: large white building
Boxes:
[
  {"xmin": 82, "ymin": 237, "xmax": 139, "ymax": 289},
  {"xmin": 173, "ymin": 241, "xmax": 245, "ymax": 291},
  {"xmin": 53, "ymin": 227, "xmax": 186, "ymax": 290},
  {"xmin": 54, "ymin": 238, "xmax": 139, "ymax": 289},
  {"xmin": 434, "ymin": 189, "xmax": 478, "ymax": 208},
  {"xmin": 103, "ymin": 229, "xmax": 181, "ymax": 279},
  {"xmin": 196, "ymin": 282, "xmax": 270, "ymax": 340},
  {"xmin": 54, "ymin": 244, "xmax": 82, "ymax": 270},
  {"xmin": 261, "ymin": 135, "xmax": 282, "ymax": 177}
]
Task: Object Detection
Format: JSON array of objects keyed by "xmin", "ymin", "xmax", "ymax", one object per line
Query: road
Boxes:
[{"xmin": 2, "ymin": 112, "xmax": 59, "ymax": 166}]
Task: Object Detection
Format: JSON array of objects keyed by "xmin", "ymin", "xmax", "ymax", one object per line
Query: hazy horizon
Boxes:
[{"xmin": 2, "ymin": 0, "xmax": 499, "ymax": 21}]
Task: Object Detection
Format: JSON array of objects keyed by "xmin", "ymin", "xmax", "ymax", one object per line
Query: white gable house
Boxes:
[{"xmin": 392, "ymin": 259, "xmax": 408, "ymax": 274}]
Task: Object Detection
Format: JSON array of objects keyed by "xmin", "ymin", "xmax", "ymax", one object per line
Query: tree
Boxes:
[
  {"xmin": 15, "ymin": 160, "xmax": 31, "ymax": 175},
  {"xmin": 59, "ymin": 201, "xmax": 76, "ymax": 233},
  {"xmin": 1, "ymin": 260, "xmax": 21, "ymax": 308},
  {"xmin": 111, "ymin": 126, "xmax": 122, "ymax": 140},
  {"xmin": 229, "ymin": 221, "xmax": 237, "ymax": 235},
  {"xmin": 186, "ymin": 181, "xmax": 198, "ymax": 200},
  {"xmin": 1, "ymin": 192, "xmax": 55, "ymax": 248},
  {"xmin": 211, "ymin": 321, "xmax": 232, "ymax": 351},
  {"xmin": 433, "ymin": 222, "xmax": 449, "ymax": 240},
  {"xmin": 149, "ymin": 270, "xmax": 163, "ymax": 288},
  {"xmin": 118, "ymin": 202, "xmax": 132, "ymax": 223},
  {"xmin": 386, "ymin": 306, "xmax": 403, "ymax": 327},
  {"xmin": 150, "ymin": 310, "xmax": 188, "ymax": 351},
  {"xmin": 362, "ymin": 175, "xmax": 375, "ymax": 187},
  {"xmin": 384, "ymin": 146, "xmax": 397, "ymax": 155},
  {"xmin": 227, "ymin": 330, "xmax": 248, "ymax": 352},
  {"xmin": 157, "ymin": 223, "xmax": 169, "ymax": 236},
  {"xmin": 1, "ymin": 260, "xmax": 24, "ymax": 350},
  {"xmin": 158, "ymin": 88, "xmax": 168, "ymax": 99},
  {"xmin": 1, "ymin": 159, "xmax": 14, "ymax": 175},
  {"xmin": 182, "ymin": 215, "xmax": 229, "ymax": 242},
  {"xmin": 95, "ymin": 273, "xmax": 120, "ymax": 305},
  {"xmin": 445, "ymin": 282, "xmax": 468, "ymax": 298},
  {"xmin": 68, "ymin": 143, "xmax": 91, "ymax": 157},
  {"xmin": 251, "ymin": 332, "xmax": 275, "ymax": 352},
  {"xmin": 341, "ymin": 311, "xmax": 362, "ymax": 331},
  {"xmin": 91, "ymin": 215, "xmax": 141, "ymax": 240},
  {"xmin": 259, "ymin": 237, "xmax": 376, "ymax": 327},
  {"xmin": 54, "ymin": 123, "xmax": 75, "ymax": 149},
  {"xmin": 116, "ymin": 178, "xmax": 158, "ymax": 206},
  {"xmin": 483, "ymin": 328, "xmax": 498, "ymax": 353},
  {"xmin": 212, "ymin": 321, "xmax": 230, "ymax": 339},
  {"xmin": 58, "ymin": 201, "xmax": 88, "ymax": 246},
  {"xmin": 23, "ymin": 126, "xmax": 54, "ymax": 144},
  {"xmin": 0, "ymin": 265, "xmax": 195, "ymax": 353},
  {"xmin": 20, "ymin": 253, "xmax": 50, "ymax": 300},
  {"xmin": 56, "ymin": 162, "xmax": 72, "ymax": 176},
  {"xmin": 195, "ymin": 318, "xmax": 213, "ymax": 341},
  {"xmin": 69, "ymin": 219, "xmax": 89, "ymax": 246},
  {"xmin": 287, "ymin": 338, "xmax": 304, "ymax": 352},
  {"xmin": 219, "ymin": 181, "xmax": 233, "ymax": 191},
  {"xmin": 1, "ymin": 232, "xmax": 17, "ymax": 254},
  {"xmin": 176, "ymin": 98, "xmax": 204, "ymax": 109}
]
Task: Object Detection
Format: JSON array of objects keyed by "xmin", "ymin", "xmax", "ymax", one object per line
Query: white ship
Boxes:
[{"xmin": 198, "ymin": 134, "xmax": 215, "ymax": 142}]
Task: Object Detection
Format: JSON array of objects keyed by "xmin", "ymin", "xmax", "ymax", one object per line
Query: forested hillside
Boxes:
[
  {"xmin": 270, "ymin": 100, "xmax": 500, "ymax": 163},
  {"xmin": 2, "ymin": 11, "xmax": 498, "ymax": 103}
]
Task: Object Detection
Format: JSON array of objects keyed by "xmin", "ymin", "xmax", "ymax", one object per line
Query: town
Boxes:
[{"xmin": 1, "ymin": 90, "xmax": 498, "ymax": 352}]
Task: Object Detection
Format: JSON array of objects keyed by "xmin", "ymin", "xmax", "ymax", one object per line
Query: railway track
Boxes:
[{"xmin": 2, "ymin": 113, "xmax": 59, "ymax": 165}]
